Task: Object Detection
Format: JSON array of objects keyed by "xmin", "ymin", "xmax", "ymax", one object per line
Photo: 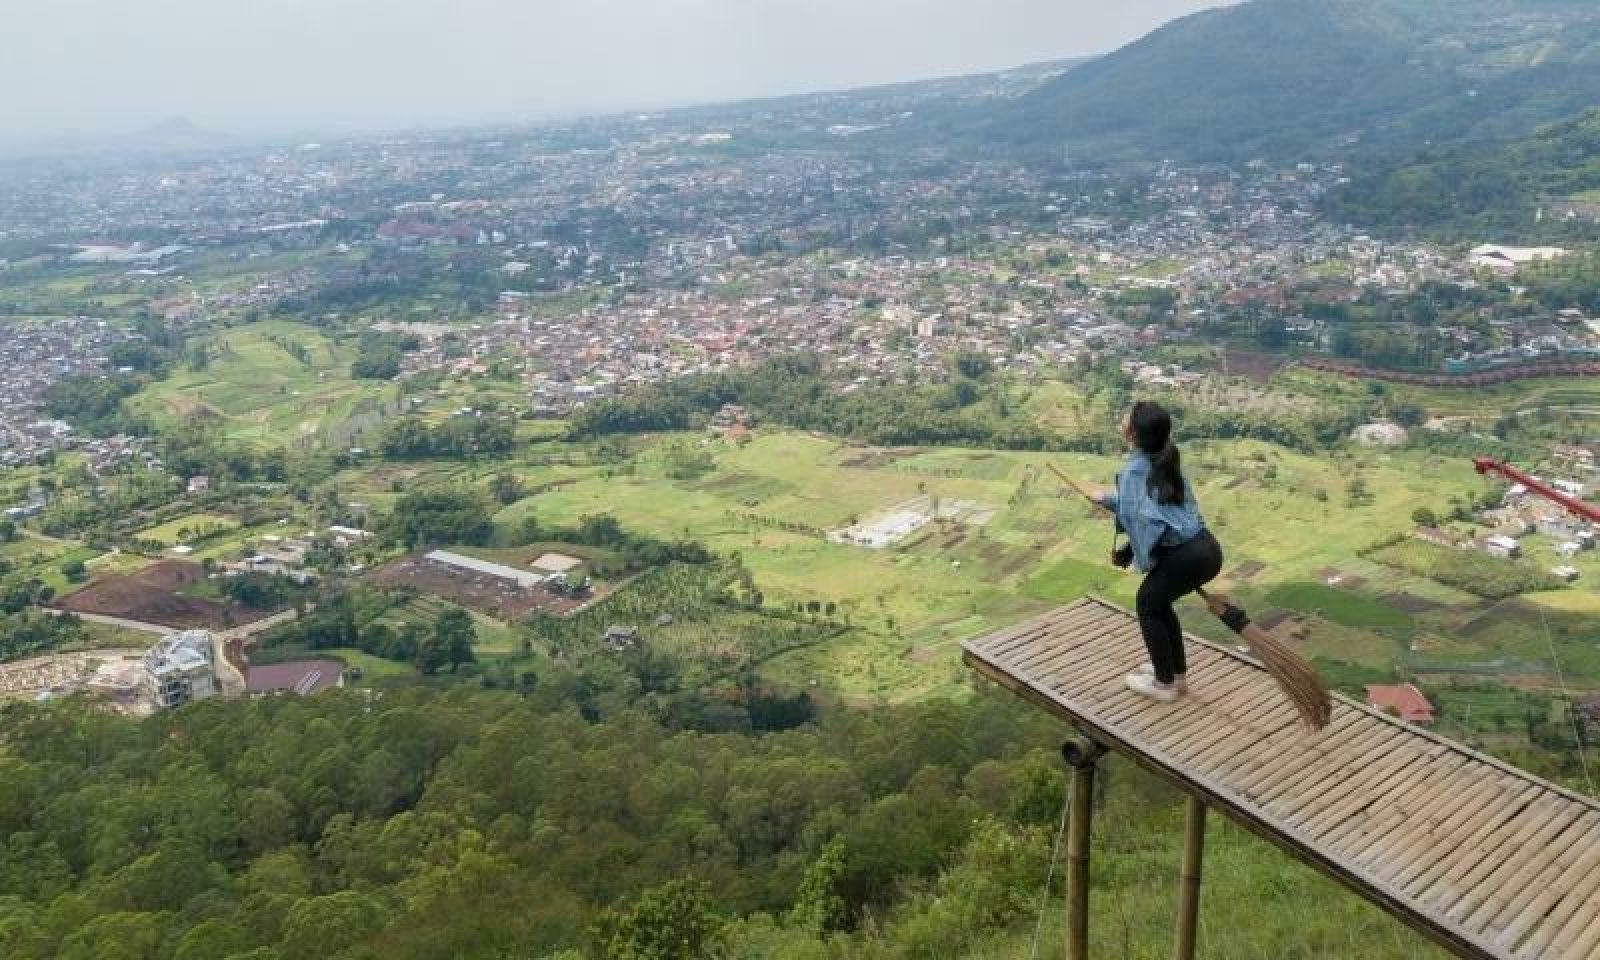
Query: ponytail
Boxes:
[
  {"xmin": 1149, "ymin": 441, "xmax": 1185, "ymax": 506},
  {"xmin": 1127, "ymin": 400, "xmax": 1187, "ymax": 506}
]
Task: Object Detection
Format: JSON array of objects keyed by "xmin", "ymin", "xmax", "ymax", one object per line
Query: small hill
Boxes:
[
  {"xmin": 122, "ymin": 116, "xmax": 237, "ymax": 153},
  {"xmin": 1322, "ymin": 109, "xmax": 1600, "ymax": 237},
  {"xmin": 974, "ymin": 0, "xmax": 1600, "ymax": 163}
]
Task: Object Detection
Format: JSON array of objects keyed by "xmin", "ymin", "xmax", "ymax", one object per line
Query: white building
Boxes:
[
  {"xmin": 424, "ymin": 549, "xmax": 545, "ymax": 588},
  {"xmin": 144, "ymin": 631, "xmax": 218, "ymax": 708},
  {"xmin": 1484, "ymin": 535, "xmax": 1522, "ymax": 559},
  {"xmin": 1469, "ymin": 245, "xmax": 1568, "ymax": 275}
]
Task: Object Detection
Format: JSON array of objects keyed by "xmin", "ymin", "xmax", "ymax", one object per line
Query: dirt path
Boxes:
[{"xmin": 43, "ymin": 608, "xmax": 175, "ymax": 635}]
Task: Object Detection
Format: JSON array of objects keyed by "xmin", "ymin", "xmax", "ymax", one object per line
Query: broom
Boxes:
[{"xmin": 1046, "ymin": 462, "xmax": 1333, "ymax": 730}]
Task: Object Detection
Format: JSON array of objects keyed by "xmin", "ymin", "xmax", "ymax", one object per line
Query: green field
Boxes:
[
  {"xmin": 1262, "ymin": 582, "xmax": 1414, "ymax": 630},
  {"xmin": 371, "ymin": 594, "xmax": 524, "ymax": 657},
  {"xmin": 133, "ymin": 512, "xmax": 239, "ymax": 546},
  {"xmin": 127, "ymin": 320, "xmax": 396, "ymax": 448},
  {"xmin": 460, "ymin": 429, "xmax": 1531, "ymax": 701}
]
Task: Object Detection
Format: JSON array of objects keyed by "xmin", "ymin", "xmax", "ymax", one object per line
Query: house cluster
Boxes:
[
  {"xmin": 0, "ymin": 316, "xmax": 150, "ymax": 467},
  {"xmin": 1472, "ymin": 451, "xmax": 1599, "ymax": 581},
  {"xmin": 218, "ymin": 526, "xmax": 371, "ymax": 582}
]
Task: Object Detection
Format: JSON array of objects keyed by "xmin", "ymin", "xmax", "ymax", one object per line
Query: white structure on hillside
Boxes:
[
  {"xmin": 1469, "ymin": 244, "xmax": 1568, "ymax": 275},
  {"xmin": 144, "ymin": 630, "xmax": 218, "ymax": 708},
  {"xmin": 424, "ymin": 549, "xmax": 545, "ymax": 588}
]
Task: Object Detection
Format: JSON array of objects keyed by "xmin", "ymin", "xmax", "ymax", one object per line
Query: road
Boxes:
[
  {"xmin": 42, "ymin": 609, "xmax": 174, "ymax": 635},
  {"xmin": 215, "ymin": 607, "xmax": 303, "ymax": 696}
]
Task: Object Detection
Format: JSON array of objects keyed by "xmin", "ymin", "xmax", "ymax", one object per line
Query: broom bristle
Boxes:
[
  {"xmin": 1198, "ymin": 587, "xmax": 1332, "ymax": 730},
  {"xmin": 1243, "ymin": 630, "xmax": 1333, "ymax": 730}
]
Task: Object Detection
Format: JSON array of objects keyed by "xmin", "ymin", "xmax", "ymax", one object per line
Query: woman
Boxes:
[{"xmin": 1094, "ymin": 401, "xmax": 1223, "ymax": 702}]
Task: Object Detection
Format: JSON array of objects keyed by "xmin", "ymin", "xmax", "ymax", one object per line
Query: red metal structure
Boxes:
[{"xmin": 1472, "ymin": 456, "xmax": 1600, "ymax": 525}]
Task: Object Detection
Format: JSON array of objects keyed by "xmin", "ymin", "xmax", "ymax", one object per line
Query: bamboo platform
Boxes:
[{"xmin": 963, "ymin": 597, "xmax": 1600, "ymax": 960}]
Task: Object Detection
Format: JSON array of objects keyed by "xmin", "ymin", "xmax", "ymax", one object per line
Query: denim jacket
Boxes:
[{"xmin": 1098, "ymin": 451, "xmax": 1205, "ymax": 573}]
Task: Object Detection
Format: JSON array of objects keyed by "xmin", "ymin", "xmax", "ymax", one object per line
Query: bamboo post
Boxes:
[
  {"xmin": 1173, "ymin": 794, "xmax": 1208, "ymax": 960},
  {"xmin": 1062, "ymin": 735, "xmax": 1106, "ymax": 960}
]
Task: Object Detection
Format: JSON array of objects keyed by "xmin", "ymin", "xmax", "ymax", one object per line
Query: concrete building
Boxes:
[{"xmin": 144, "ymin": 630, "xmax": 218, "ymax": 708}]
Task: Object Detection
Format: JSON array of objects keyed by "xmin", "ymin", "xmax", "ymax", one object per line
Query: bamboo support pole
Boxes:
[
  {"xmin": 1062, "ymin": 735, "xmax": 1106, "ymax": 960},
  {"xmin": 1174, "ymin": 794, "xmax": 1207, "ymax": 960}
]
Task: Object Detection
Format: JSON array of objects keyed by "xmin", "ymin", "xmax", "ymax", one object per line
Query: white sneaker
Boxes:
[
  {"xmin": 1132, "ymin": 663, "xmax": 1188, "ymax": 693},
  {"xmin": 1125, "ymin": 673, "xmax": 1182, "ymax": 702}
]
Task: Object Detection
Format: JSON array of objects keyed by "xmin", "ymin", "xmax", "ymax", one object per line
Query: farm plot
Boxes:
[
  {"xmin": 56, "ymin": 560, "xmax": 270, "ymax": 629},
  {"xmin": 368, "ymin": 552, "xmax": 601, "ymax": 620}
]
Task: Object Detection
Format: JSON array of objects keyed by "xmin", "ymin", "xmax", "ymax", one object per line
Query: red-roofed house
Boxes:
[{"xmin": 1365, "ymin": 683, "xmax": 1435, "ymax": 725}]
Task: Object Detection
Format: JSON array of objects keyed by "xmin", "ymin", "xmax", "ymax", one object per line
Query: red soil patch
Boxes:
[
  {"xmin": 1223, "ymin": 351, "xmax": 1289, "ymax": 384},
  {"xmin": 58, "ymin": 560, "xmax": 266, "ymax": 629},
  {"xmin": 368, "ymin": 553, "xmax": 599, "ymax": 620}
]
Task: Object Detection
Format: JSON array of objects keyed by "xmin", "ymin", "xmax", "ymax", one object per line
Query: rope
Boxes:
[
  {"xmin": 1537, "ymin": 606, "xmax": 1596, "ymax": 794},
  {"xmin": 1029, "ymin": 788, "xmax": 1073, "ymax": 960}
]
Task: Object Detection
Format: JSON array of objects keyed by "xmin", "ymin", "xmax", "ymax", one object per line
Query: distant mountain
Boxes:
[
  {"xmin": 1322, "ymin": 109, "xmax": 1600, "ymax": 238},
  {"xmin": 0, "ymin": 116, "xmax": 240, "ymax": 160},
  {"xmin": 974, "ymin": 0, "xmax": 1600, "ymax": 163},
  {"xmin": 121, "ymin": 116, "xmax": 237, "ymax": 153}
]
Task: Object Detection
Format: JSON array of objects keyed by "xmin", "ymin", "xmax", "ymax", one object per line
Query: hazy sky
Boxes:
[{"xmin": 2, "ymin": 0, "xmax": 1233, "ymax": 143}]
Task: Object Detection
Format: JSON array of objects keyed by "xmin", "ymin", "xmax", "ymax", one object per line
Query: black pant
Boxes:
[{"xmin": 1135, "ymin": 529, "xmax": 1223, "ymax": 684}]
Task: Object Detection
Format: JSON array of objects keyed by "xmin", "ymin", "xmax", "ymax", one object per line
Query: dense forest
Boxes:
[
  {"xmin": 0, "ymin": 684, "xmax": 1448, "ymax": 960},
  {"xmin": 966, "ymin": 0, "xmax": 1600, "ymax": 164},
  {"xmin": 1324, "ymin": 109, "xmax": 1600, "ymax": 239}
]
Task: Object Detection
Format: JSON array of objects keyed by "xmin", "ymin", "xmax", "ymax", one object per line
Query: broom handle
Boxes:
[
  {"xmin": 1194, "ymin": 586, "xmax": 1233, "ymax": 619},
  {"xmin": 1045, "ymin": 462, "xmax": 1110, "ymax": 513}
]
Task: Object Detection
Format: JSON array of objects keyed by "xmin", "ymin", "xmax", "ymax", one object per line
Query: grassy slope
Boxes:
[
  {"xmin": 127, "ymin": 320, "xmax": 393, "ymax": 447},
  {"xmin": 485, "ymin": 429, "xmax": 1525, "ymax": 703}
]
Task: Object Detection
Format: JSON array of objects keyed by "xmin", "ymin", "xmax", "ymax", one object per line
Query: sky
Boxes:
[{"xmin": 0, "ymin": 0, "xmax": 1233, "ymax": 144}]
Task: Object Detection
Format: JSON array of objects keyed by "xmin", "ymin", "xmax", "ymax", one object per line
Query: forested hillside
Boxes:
[
  {"xmin": 1323, "ymin": 109, "xmax": 1600, "ymax": 238},
  {"xmin": 0, "ymin": 688, "xmax": 1449, "ymax": 959},
  {"xmin": 970, "ymin": 0, "xmax": 1600, "ymax": 163}
]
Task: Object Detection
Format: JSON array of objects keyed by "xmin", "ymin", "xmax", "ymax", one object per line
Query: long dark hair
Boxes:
[{"xmin": 1128, "ymin": 401, "xmax": 1186, "ymax": 506}]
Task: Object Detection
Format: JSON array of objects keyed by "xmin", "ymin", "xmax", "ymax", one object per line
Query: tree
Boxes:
[
  {"xmin": 602, "ymin": 879, "xmax": 725, "ymax": 960},
  {"xmin": 386, "ymin": 489, "xmax": 494, "ymax": 548},
  {"xmin": 278, "ymin": 891, "xmax": 389, "ymax": 960},
  {"xmin": 59, "ymin": 558, "xmax": 87, "ymax": 583},
  {"xmin": 415, "ymin": 633, "xmax": 449, "ymax": 675},
  {"xmin": 434, "ymin": 608, "xmax": 478, "ymax": 672},
  {"xmin": 490, "ymin": 472, "xmax": 525, "ymax": 505},
  {"xmin": 57, "ymin": 912, "xmax": 164, "ymax": 960},
  {"xmin": 952, "ymin": 351, "xmax": 994, "ymax": 381},
  {"xmin": 1412, "ymin": 507, "xmax": 1438, "ymax": 527},
  {"xmin": 577, "ymin": 514, "xmax": 625, "ymax": 546},
  {"xmin": 790, "ymin": 838, "xmax": 848, "ymax": 934}
]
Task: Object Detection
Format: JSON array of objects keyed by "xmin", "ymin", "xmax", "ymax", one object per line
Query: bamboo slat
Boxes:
[{"xmin": 961, "ymin": 597, "xmax": 1600, "ymax": 960}]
